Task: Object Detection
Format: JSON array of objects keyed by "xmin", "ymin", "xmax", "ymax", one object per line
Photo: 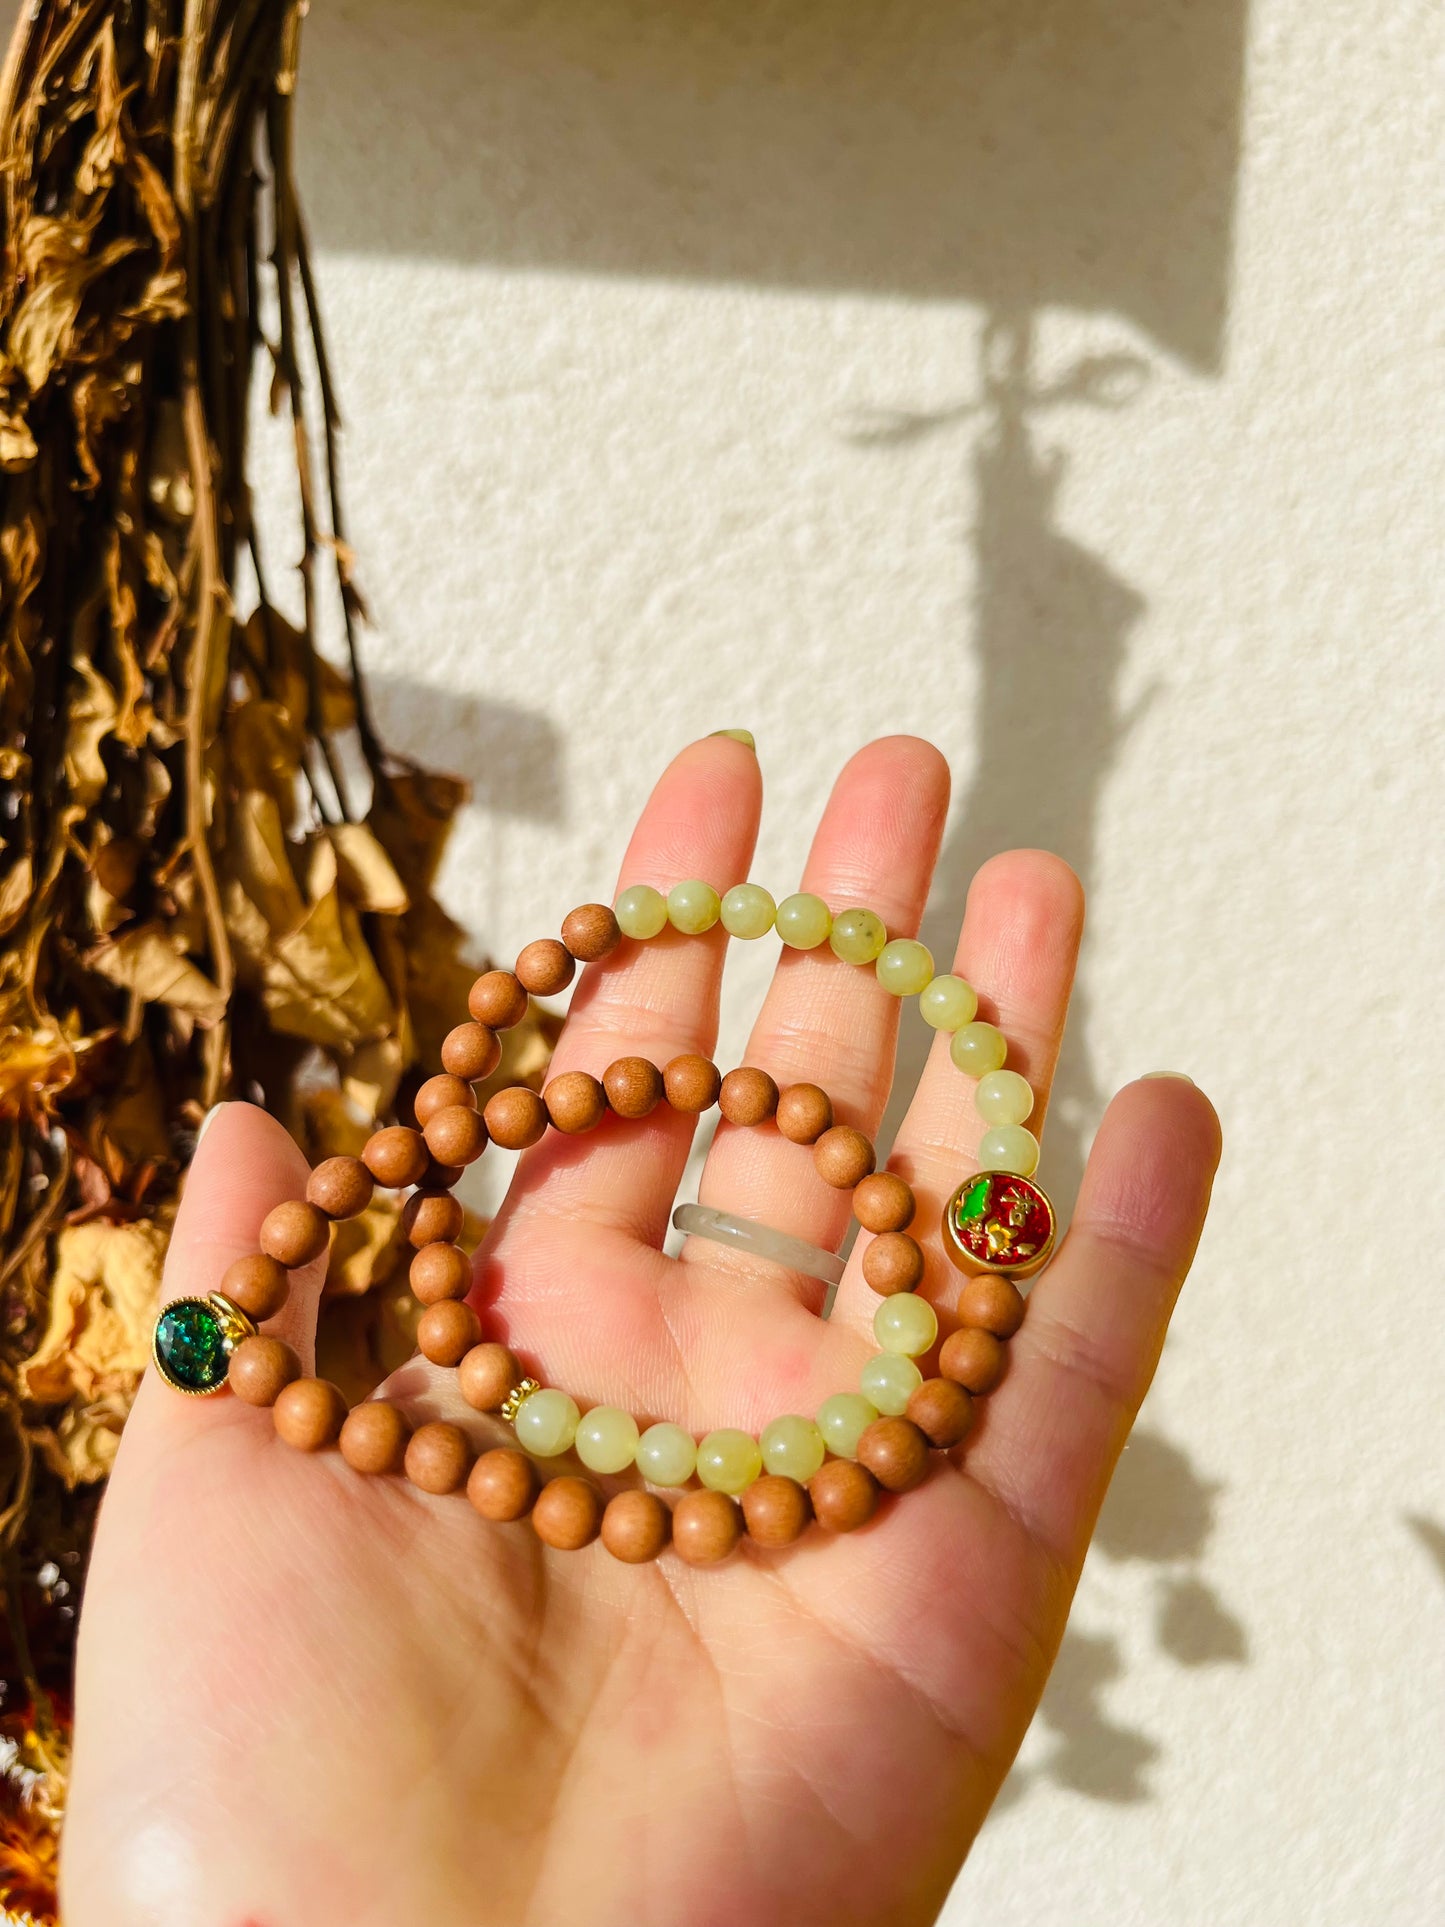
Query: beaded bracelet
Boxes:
[{"xmin": 153, "ymin": 882, "xmax": 1055, "ymax": 1566}]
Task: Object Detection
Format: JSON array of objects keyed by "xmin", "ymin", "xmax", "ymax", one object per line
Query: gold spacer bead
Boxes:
[{"xmin": 500, "ymin": 1377, "xmax": 541, "ymax": 1425}]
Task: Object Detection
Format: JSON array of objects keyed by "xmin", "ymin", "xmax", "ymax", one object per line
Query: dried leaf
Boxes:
[
  {"xmin": 83, "ymin": 924, "xmax": 227, "ymax": 1023},
  {"xmin": 19, "ymin": 1219, "xmax": 165, "ymax": 1410}
]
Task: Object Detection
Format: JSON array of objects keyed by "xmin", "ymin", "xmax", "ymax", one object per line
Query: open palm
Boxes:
[{"xmin": 63, "ymin": 736, "xmax": 1219, "ymax": 1927}]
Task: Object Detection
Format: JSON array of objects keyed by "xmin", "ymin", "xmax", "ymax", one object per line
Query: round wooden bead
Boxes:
[
  {"xmin": 405, "ymin": 1421, "xmax": 472, "ymax": 1495},
  {"xmin": 742, "ymin": 1474, "xmax": 812, "ymax": 1548},
  {"xmin": 414, "ymin": 1073, "xmax": 476, "ymax": 1128},
  {"xmin": 861, "ymin": 1231, "xmax": 926, "ymax": 1297},
  {"xmin": 416, "ymin": 1298, "xmax": 482, "ymax": 1366},
  {"xmin": 938, "ymin": 1326, "xmax": 1007, "ymax": 1394},
  {"xmin": 259, "ymin": 1199, "xmax": 330, "ymax": 1269},
  {"xmin": 813, "ymin": 1125, "xmax": 876, "ymax": 1189},
  {"xmin": 719, "ymin": 1066, "xmax": 779, "ymax": 1127},
  {"xmin": 420, "ymin": 1157, "xmax": 465, "ymax": 1192},
  {"xmin": 561, "ymin": 903, "xmax": 622, "ymax": 963},
  {"xmin": 852, "ymin": 1171, "xmax": 916, "ymax": 1234},
  {"xmin": 515, "ymin": 939, "xmax": 576, "ymax": 998},
  {"xmin": 402, "ymin": 1190, "xmax": 466, "ymax": 1250},
  {"xmin": 227, "ymin": 1334, "xmax": 301, "ymax": 1406},
  {"xmin": 483, "ymin": 1085, "xmax": 548, "ymax": 1150},
  {"xmin": 362, "ymin": 1126, "xmax": 430, "ymax": 1191},
  {"xmin": 907, "ymin": 1377, "xmax": 975, "ymax": 1449},
  {"xmin": 663, "ymin": 1053, "xmax": 722, "ymax": 1114},
  {"xmin": 468, "ymin": 969, "xmax": 529, "ymax": 1031},
  {"xmin": 457, "ymin": 1341, "xmax": 522, "ymax": 1412},
  {"xmin": 339, "ymin": 1400, "xmax": 411, "ymax": 1475},
  {"xmin": 958, "ymin": 1274, "xmax": 1026, "ymax": 1339},
  {"xmin": 856, "ymin": 1416, "xmax": 931, "ymax": 1493},
  {"xmin": 305, "ymin": 1155, "xmax": 374, "ymax": 1221},
  {"xmin": 775, "ymin": 1083, "xmax": 833, "ymax": 1145},
  {"xmin": 602, "ymin": 1056, "xmax": 665, "ymax": 1119},
  {"xmin": 220, "ymin": 1252, "xmax": 290, "ymax": 1321},
  {"xmin": 672, "ymin": 1489, "xmax": 743, "ymax": 1565},
  {"xmin": 440, "ymin": 1021, "xmax": 501, "ymax": 1082},
  {"xmin": 601, "ymin": 1489, "xmax": 672, "ymax": 1564},
  {"xmin": 467, "ymin": 1447, "xmax": 541, "ymax": 1521},
  {"xmin": 544, "ymin": 1071, "xmax": 607, "ymax": 1134},
  {"xmin": 422, "ymin": 1103, "xmax": 489, "ymax": 1167},
  {"xmin": 409, "ymin": 1241, "xmax": 472, "ymax": 1305},
  {"xmin": 809, "ymin": 1459, "xmax": 880, "ymax": 1532},
  {"xmin": 532, "ymin": 1475, "xmax": 604, "ymax": 1550},
  {"xmin": 273, "ymin": 1377, "xmax": 347, "ymax": 1451}
]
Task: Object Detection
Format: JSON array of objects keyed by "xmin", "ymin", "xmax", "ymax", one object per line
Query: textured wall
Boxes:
[{"xmin": 258, "ymin": 1, "xmax": 1444, "ymax": 1918}]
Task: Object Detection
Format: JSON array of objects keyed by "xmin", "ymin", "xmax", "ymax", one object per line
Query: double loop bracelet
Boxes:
[{"xmin": 154, "ymin": 880, "xmax": 1056, "ymax": 1566}]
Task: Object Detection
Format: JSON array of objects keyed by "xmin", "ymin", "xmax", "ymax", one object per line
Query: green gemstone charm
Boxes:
[{"xmin": 153, "ymin": 1294, "xmax": 255, "ymax": 1396}]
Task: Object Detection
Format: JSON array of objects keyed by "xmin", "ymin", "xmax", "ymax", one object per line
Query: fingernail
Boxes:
[
  {"xmin": 1140, "ymin": 1072, "xmax": 1195, "ymax": 1085},
  {"xmin": 194, "ymin": 1101, "xmax": 228, "ymax": 1147},
  {"xmin": 710, "ymin": 728, "xmax": 756, "ymax": 751}
]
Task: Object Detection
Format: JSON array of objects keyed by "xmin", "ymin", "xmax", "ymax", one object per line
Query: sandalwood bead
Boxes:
[
  {"xmin": 719, "ymin": 1066, "xmax": 779, "ymax": 1127},
  {"xmin": 664, "ymin": 1053, "xmax": 722, "ymax": 1113},
  {"xmin": 959, "ymin": 1274, "xmax": 1026, "ymax": 1339},
  {"xmin": 862, "ymin": 1231, "xmax": 926, "ymax": 1297},
  {"xmin": 421, "ymin": 1157, "xmax": 465, "ymax": 1192},
  {"xmin": 467, "ymin": 1447, "xmax": 540, "ymax": 1522},
  {"xmin": 742, "ymin": 1474, "xmax": 812, "ymax": 1548},
  {"xmin": 561, "ymin": 902, "xmax": 622, "ymax": 963},
  {"xmin": 532, "ymin": 1475, "xmax": 603, "ymax": 1551},
  {"xmin": 440, "ymin": 1021, "xmax": 501, "ymax": 1082},
  {"xmin": 809, "ymin": 1459, "xmax": 880, "ymax": 1533},
  {"xmin": 852, "ymin": 1171, "xmax": 916, "ymax": 1234},
  {"xmin": 220, "ymin": 1252, "xmax": 290, "ymax": 1321},
  {"xmin": 483, "ymin": 1085, "xmax": 548, "ymax": 1150},
  {"xmin": 813, "ymin": 1125, "xmax": 876, "ymax": 1189},
  {"xmin": 362, "ymin": 1125, "xmax": 430, "ymax": 1191},
  {"xmin": 339, "ymin": 1400, "xmax": 411, "ymax": 1475},
  {"xmin": 515, "ymin": 938, "xmax": 575, "ymax": 997},
  {"xmin": 938, "ymin": 1326, "xmax": 1007, "ymax": 1395},
  {"xmin": 544, "ymin": 1071, "xmax": 607, "ymax": 1134},
  {"xmin": 857, "ymin": 1416, "xmax": 931, "ymax": 1493},
  {"xmin": 457, "ymin": 1342, "xmax": 522, "ymax": 1412},
  {"xmin": 402, "ymin": 1190, "xmax": 466, "ymax": 1250},
  {"xmin": 602, "ymin": 1056, "xmax": 664, "ymax": 1119},
  {"xmin": 423, "ymin": 1103, "xmax": 489, "ymax": 1167},
  {"xmin": 775, "ymin": 1083, "xmax": 833, "ymax": 1145},
  {"xmin": 416, "ymin": 1299, "xmax": 482, "ymax": 1366},
  {"xmin": 601, "ymin": 1489, "xmax": 672, "ymax": 1564},
  {"xmin": 306, "ymin": 1155, "xmax": 374, "ymax": 1221},
  {"xmin": 907, "ymin": 1377, "xmax": 975, "ymax": 1450},
  {"xmin": 468, "ymin": 969, "xmax": 529, "ymax": 1031},
  {"xmin": 227, "ymin": 1334, "xmax": 301, "ymax": 1407},
  {"xmin": 414, "ymin": 1073, "xmax": 476, "ymax": 1128},
  {"xmin": 405, "ymin": 1421, "xmax": 472, "ymax": 1495},
  {"xmin": 259, "ymin": 1199, "xmax": 330, "ymax": 1269},
  {"xmin": 672, "ymin": 1488, "xmax": 743, "ymax": 1566},
  {"xmin": 409, "ymin": 1241, "xmax": 472, "ymax": 1304},
  {"xmin": 273, "ymin": 1377, "xmax": 347, "ymax": 1451}
]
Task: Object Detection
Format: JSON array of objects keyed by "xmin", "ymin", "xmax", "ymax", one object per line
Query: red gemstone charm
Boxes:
[{"xmin": 942, "ymin": 1171, "xmax": 1056, "ymax": 1278}]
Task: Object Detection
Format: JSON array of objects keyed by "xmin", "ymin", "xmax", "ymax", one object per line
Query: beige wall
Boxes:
[{"xmin": 258, "ymin": 2, "xmax": 1443, "ymax": 1918}]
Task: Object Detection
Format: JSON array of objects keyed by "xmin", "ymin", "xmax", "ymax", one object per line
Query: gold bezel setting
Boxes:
[
  {"xmin": 942, "ymin": 1170, "xmax": 1057, "ymax": 1279},
  {"xmin": 152, "ymin": 1292, "xmax": 257, "ymax": 1396}
]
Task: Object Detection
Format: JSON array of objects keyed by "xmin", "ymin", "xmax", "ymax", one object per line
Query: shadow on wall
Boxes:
[{"xmin": 298, "ymin": 0, "xmax": 1252, "ymax": 1808}]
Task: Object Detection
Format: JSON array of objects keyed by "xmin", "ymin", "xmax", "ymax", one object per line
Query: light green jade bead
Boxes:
[
  {"xmin": 667, "ymin": 878, "xmax": 722, "ymax": 934},
  {"xmin": 776, "ymin": 892, "xmax": 833, "ymax": 949},
  {"xmin": 720, "ymin": 882, "xmax": 777, "ymax": 939},
  {"xmin": 860, "ymin": 1351, "xmax": 923, "ymax": 1416},
  {"xmin": 976, "ymin": 1068, "xmax": 1034, "ymax": 1126},
  {"xmin": 574, "ymin": 1404, "xmax": 641, "ymax": 1475},
  {"xmin": 978, "ymin": 1123, "xmax": 1041, "ymax": 1177},
  {"xmin": 615, "ymin": 884, "xmax": 668, "ymax": 940},
  {"xmin": 635, "ymin": 1421, "xmax": 697, "ymax": 1487},
  {"xmin": 874, "ymin": 1293, "xmax": 939, "ymax": 1358},
  {"xmin": 876, "ymin": 938, "xmax": 935, "ymax": 997},
  {"xmin": 829, "ymin": 907, "xmax": 888, "ymax": 964},
  {"xmin": 760, "ymin": 1414, "xmax": 826, "ymax": 1481},
  {"xmin": 816, "ymin": 1392, "xmax": 879, "ymax": 1460},
  {"xmin": 513, "ymin": 1388, "xmax": 581, "ymax": 1458},
  {"xmin": 696, "ymin": 1428, "xmax": 764, "ymax": 1495},
  {"xmin": 950, "ymin": 1020, "xmax": 1008, "ymax": 1077},
  {"xmin": 918, "ymin": 974, "xmax": 979, "ymax": 1031}
]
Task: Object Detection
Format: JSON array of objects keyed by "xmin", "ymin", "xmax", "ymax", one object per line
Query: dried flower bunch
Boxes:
[{"xmin": 0, "ymin": 6, "xmax": 548, "ymax": 1904}]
